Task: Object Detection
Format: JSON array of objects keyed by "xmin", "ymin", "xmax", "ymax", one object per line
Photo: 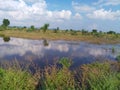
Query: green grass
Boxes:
[
  {"xmin": 0, "ymin": 58, "xmax": 120, "ymax": 90},
  {"xmin": 0, "ymin": 68, "xmax": 36, "ymax": 90},
  {"xmin": 116, "ymin": 55, "xmax": 120, "ymax": 62},
  {"xmin": 77, "ymin": 61, "xmax": 120, "ymax": 90},
  {"xmin": 38, "ymin": 58, "xmax": 75, "ymax": 90}
]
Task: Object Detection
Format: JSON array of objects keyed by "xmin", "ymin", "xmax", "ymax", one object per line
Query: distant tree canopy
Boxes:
[
  {"xmin": 92, "ymin": 29, "xmax": 97, "ymax": 33},
  {"xmin": 107, "ymin": 31, "xmax": 116, "ymax": 34},
  {"xmin": 2, "ymin": 19, "xmax": 10, "ymax": 27}
]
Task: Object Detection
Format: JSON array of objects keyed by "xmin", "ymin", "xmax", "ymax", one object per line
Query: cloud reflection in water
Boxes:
[{"xmin": 0, "ymin": 37, "xmax": 119, "ymax": 67}]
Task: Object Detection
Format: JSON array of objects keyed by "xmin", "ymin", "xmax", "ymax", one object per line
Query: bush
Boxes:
[
  {"xmin": 81, "ymin": 29, "xmax": 89, "ymax": 35},
  {"xmin": 70, "ymin": 31, "xmax": 77, "ymax": 35},
  {"xmin": 53, "ymin": 29, "xmax": 58, "ymax": 33}
]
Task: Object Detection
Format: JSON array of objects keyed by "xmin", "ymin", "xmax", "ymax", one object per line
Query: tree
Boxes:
[
  {"xmin": 42, "ymin": 23, "xmax": 49, "ymax": 33},
  {"xmin": 81, "ymin": 29, "xmax": 88, "ymax": 35},
  {"xmin": 30, "ymin": 25, "xmax": 35, "ymax": 31},
  {"xmin": 53, "ymin": 27, "xmax": 59, "ymax": 33},
  {"xmin": 57, "ymin": 27, "xmax": 59, "ymax": 30},
  {"xmin": 107, "ymin": 31, "xmax": 116, "ymax": 34},
  {"xmin": 2, "ymin": 19, "xmax": 10, "ymax": 27},
  {"xmin": 92, "ymin": 29, "xmax": 97, "ymax": 33}
]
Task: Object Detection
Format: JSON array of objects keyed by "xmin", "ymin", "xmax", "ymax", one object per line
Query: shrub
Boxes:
[
  {"xmin": 81, "ymin": 29, "xmax": 89, "ymax": 35},
  {"xmin": 53, "ymin": 29, "xmax": 58, "ymax": 33},
  {"xmin": 70, "ymin": 30, "xmax": 77, "ymax": 35}
]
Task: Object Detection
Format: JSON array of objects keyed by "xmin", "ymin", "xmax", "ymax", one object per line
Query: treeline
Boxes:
[{"xmin": 0, "ymin": 18, "xmax": 119, "ymax": 36}]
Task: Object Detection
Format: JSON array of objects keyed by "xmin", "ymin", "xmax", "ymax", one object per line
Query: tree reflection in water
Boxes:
[
  {"xmin": 3, "ymin": 36, "xmax": 10, "ymax": 42},
  {"xmin": 43, "ymin": 39, "xmax": 49, "ymax": 46}
]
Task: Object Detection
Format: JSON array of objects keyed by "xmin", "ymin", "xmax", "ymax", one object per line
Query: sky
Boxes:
[{"xmin": 0, "ymin": 0, "xmax": 120, "ymax": 32}]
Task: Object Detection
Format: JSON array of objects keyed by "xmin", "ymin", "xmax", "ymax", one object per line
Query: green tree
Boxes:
[
  {"xmin": 30, "ymin": 25, "xmax": 35, "ymax": 31},
  {"xmin": 92, "ymin": 29, "xmax": 97, "ymax": 34},
  {"xmin": 81, "ymin": 29, "xmax": 88, "ymax": 35},
  {"xmin": 42, "ymin": 23, "xmax": 49, "ymax": 33},
  {"xmin": 2, "ymin": 19, "xmax": 10, "ymax": 27},
  {"xmin": 107, "ymin": 31, "xmax": 116, "ymax": 34},
  {"xmin": 57, "ymin": 27, "xmax": 59, "ymax": 30}
]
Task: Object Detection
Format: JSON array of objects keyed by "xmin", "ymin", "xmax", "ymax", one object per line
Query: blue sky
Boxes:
[{"xmin": 0, "ymin": 0, "xmax": 120, "ymax": 32}]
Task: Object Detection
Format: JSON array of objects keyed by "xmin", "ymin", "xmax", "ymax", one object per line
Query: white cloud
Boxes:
[
  {"xmin": 104, "ymin": 0, "xmax": 120, "ymax": 6},
  {"xmin": 94, "ymin": 0, "xmax": 120, "ymax": 6},
  {"xmin": 0, "ymin": 38, "xmax": 71, "ymax": 59},
  {"xmin": 87, "ymin": 9, "xmax": 120, "ymax": 20},
  {"xmin": 52, "ymin": 10, "xmax": 72, "ymax": 19},
  {"xmin": 88, "ymin": 23, "xmax": 98, "ymax": 30},
  {"xmin": 0, "ymin": 0, "xmax": 72, "ymax": 26},
  {"xmin": 23, "ymin": 0, "xmax": 40, "ymax": 3},
  {"xmin": 74, "ymin": 13, "xmax": 82, "ymax": 19},
  {"xmin": 72, "ymin": 1, "xmax": 95, "ymax": 13},
  {"xmin": 0, "ymin": 0, "xmax": 120, "ymax": 31}
]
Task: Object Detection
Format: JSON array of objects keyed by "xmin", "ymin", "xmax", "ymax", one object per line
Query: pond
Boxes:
[{"xmin": 0, "ymin": 37, "xmax": 120, "ymax": 69}]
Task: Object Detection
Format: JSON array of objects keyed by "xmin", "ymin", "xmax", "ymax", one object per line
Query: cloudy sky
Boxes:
[{"xmin": 0, "ymin": 0, "xmax": 120, "ymax": 32}]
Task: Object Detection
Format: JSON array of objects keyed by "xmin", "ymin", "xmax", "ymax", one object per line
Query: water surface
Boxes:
[{"xmin": 0, "ymin": 37, "xmax": 120, "ymax": 68}]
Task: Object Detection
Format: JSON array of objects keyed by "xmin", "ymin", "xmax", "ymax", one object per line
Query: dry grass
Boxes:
[{"xmin": 0, "ymin": 29, "xmax": 120, "ymax": 44}]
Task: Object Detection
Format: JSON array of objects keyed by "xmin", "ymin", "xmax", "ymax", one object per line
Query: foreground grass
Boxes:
[
  {"xmin": 77, "ymin": 62, "xmax": 120, "ymax": 90},
  {"xmin": 0, "ymin": 68, "xmax": 36, "ymax": 90},
  {"xmin": 38, "ymin": 59, "xmax": 120, "ymax": 90},
  {"xmin": 1, "ymin": 58, "xmax": 120, "ymax": 90},
  {"xmin": 0, "ymin": 30, "xmax": 120, "ymax": 44}
]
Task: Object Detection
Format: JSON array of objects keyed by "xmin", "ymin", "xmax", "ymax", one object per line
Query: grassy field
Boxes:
[{"xmin": 0, "ymin": 29, "xmax": 120, "ymax": 44}]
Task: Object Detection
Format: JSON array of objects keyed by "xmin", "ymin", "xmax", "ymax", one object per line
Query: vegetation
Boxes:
[
  {"xmin": 38, "ymin": 58, "xmax": 75, "ymax": 90},
  {"xmin": 116, "ymin": 55, "xmax": 120, "ymax": 62},
  {"xmin": 41, "ymin": 23, "xmax": 49, "ymax": 33},
  {"xmin": 30, "ymin": 25, "xmax": 35, "ymax": 31},
  {"xmin": 107, "ymin": 31, "xmax": 116, "ymax": 34},
  {"xmin": 0, "ymin": 57, "xmax": 120, "ymax": 90},
  {"xmin": 0, "ymin": 29, "xmax": 119, "ymax": 44},
  {"xmin": 0, "ymin": 19, "xmax": 119, "ymax": 44},
  {"xmin": 43, "ymin": 39, "xmax": 49, "ymax": 46},
  {"xmin": 3, "ymin": 36, "xmax": 10, "ymax": 42},
  {"xmin": 0, "ymin": 18, "xmax": 119, "ymax": 89},
  {"xmin": 0, "ymin": 68, "xmax": 36, "ymax": 90},
  {"xmin": 2, "ymin": 19, "xmax": 10, "ymax": 28},
  {"xmin": 77, "ymin": 61, "xmax": 120, "ymax": 90}
]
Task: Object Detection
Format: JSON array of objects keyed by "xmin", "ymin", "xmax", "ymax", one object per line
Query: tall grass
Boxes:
[
  {"xmin": 0, "ymin": 58, "xmax": 120, "ymax": 90},
  {"xmin": 0, "ymin": 68, "xmax": 36, "ymax": 90},
  {"xmin": 38, "ymin": 58, "xmax": 75, "ymax": 90},
  {"xmin": 76, "ymin": 61, "xmax": 120, "ymax": 90},
  {"xmin": 116, "ymin": 55, "xmax": 120, "ymax": 62}
]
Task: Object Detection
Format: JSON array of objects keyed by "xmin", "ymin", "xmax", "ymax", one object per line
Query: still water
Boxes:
[{"xmin": 0, "ymin": 37, "xmax": 120, "ymax": 68}]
